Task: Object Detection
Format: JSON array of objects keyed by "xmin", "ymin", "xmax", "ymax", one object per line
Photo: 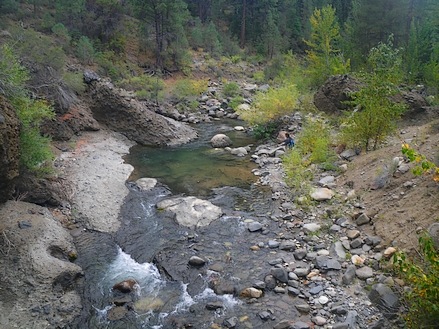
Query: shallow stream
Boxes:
[{"xmin": 72, "ymin": 120, "xmax": 288, "ymax": 328}]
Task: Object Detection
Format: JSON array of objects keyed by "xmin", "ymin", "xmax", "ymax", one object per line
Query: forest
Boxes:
[{"xmin": 1, "ymin": 1, "xmax": 439, "ymax": 328}]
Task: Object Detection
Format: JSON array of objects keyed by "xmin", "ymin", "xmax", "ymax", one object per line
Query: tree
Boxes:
[
  {"xmin": 346, "ymin": 0, "xmax": 409, "ymax": 67},
  {"xmin": 130, "ymin": 0, "xmax": 190, "ymax": 70},
  {"xmin": 304, "ymin": 5, "xmax": 350, "ymax": 87},
  {"xmin": 341, "ymin": 38, "xmax": 406, "ymax": 151}
]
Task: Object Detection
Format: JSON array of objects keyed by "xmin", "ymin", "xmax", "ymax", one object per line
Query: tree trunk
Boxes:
[{"xmin": 240, "ymin": 0, "xmax": 246, "ymax": 48}]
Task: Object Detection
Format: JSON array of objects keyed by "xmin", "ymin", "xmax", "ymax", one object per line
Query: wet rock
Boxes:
[
  {"xmin": 271, "ymin": 268, "xmax": 288, "ymax": 283},
  {"xmin": 368, "ymin": 283, "xmax": 400, "ymax": 319},
  {"xmin": 134, "ymin": 178, "xmax": 158, "ymax": 191},
  {"xmin": 248, "ymin": 221, "xmax": 263, "ymax": 232},
  {"xmin": 188, "ymin": 256, "xmax": 206, "ymax": 267},
  {"xmin": 156, "ymin": 196, "xmax": 222, "ymax": 229},
  {"xmin": 239, "ymin": 287, "xmax": 263, "ymax": 298},
  {"xmin": 223, "ymin": 316, "xmax": 239, "ymax": 328},
  {"xmin": 112, "ymin": 279, "xmax": 139, "ymax": 293},
  {"xmin": 107, "ymin": 305, "xmax": 129, "ymax": 321},
  {"xmin": 206, "ymin": 301, "xmax": 224, "ymax": 310}
]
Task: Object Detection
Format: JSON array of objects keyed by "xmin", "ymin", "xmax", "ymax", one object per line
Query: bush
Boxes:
[
  {"xmin": 298, "ymin": 118, "xmax": 334, "ymax": 164},
  {"xmin": 282, "ymin": 148, "xmax": 313, "ymax": 192},
  {"xmin": 170, "ymin": 78, "xmax": 207, "ymax": 102},
  {"xmin": 14, "ymin": 97, "xmax": 55, "ymax": 174},
  {"xmin": 393, "ymin": 235, "xmax": 439, "ymax": 328},
  {"xmin": 237, "ymin": 84, "xmax": 298, "ymax": 125},
  {"xmin": 222, "ymin": 82, "xmax": 240, "ymax": 98},
  {"xmin": 63, "ymin": 71, "xmax": 86, "ymax": 94},
  {"xmin": 116, "ymin": 75, "xmax": 165, "ymax": 102},
  {"xmin": 252, "ymin": 120, "xmax": 281, "ymax": 140},
  {"xmin": 76, "ymin": 36, "xmax": 95, "ymax": 65}
]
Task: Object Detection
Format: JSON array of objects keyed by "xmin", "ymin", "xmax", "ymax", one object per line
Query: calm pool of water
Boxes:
[{"xmin": 124, "ymin": 120, "xmax": 258, "ymax": 197}]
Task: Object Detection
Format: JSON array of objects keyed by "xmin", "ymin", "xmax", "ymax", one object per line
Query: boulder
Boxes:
[
  {"xmin": 368, "ymin": 283, "xmax": 400, "ymax": 319},
  {"xmin": 156, "ymin": 196, "xmax": 223, "ymax": 229},
  {"xmin": 112, "ymin": 279, "xmax": 139, "ymax": 293},
  {"xmin": 86, "ymin": 78, "xmax": 197, "ymax": 146},
  {"xmin": 210, "ymin": 134, "xmax": 232, "ymax": 148},
  {"xmin": 313, "ymin": 75, "xmax": 362, "ymax": 115}
]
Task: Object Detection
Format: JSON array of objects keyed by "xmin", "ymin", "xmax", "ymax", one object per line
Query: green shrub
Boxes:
[
  {"xmin": 52, "ymin": 23, "xmax": 71, "ymax": 48},
  {"xmin": 222, "ymin": 82, "xmax": 240, "ymax": 98},
  {"xmin": 14, "ymin": 97, "xmax": 55, "ymax": 174},
  {"xmin": 237, "ymin": 84, "xmax": 298, "ymax": 125},
  {"xmin": 63, "ymin": 71, "xmax": 85, "ymax": 94},
  {"xmin": 76, "ymin": 36, "xmax": 95, "ymax": 65},
  {"xmin": 228, "ymin": 96, "xmax": 244, "ymax": 110},
  {"xmin": 252, "ymin": 120, "xmax": 281, "ymax": 140},
  {"xmin": 393, "ymin": 235, "xmax": 439, "ymax": 328},
  {"xmin": 282, "ymin": 148, "xmax": 313, "ymax": 192},
  {"xmin": 170, "ymin": 78, "xmax": 207, "ymax": 102},
  {"xmin": 117, "ymin": 75, "xmax": 165, "ymax": 102},
  {"xmin": 298, "ymin": 118, "xmax": 335, "ymax": 164}
]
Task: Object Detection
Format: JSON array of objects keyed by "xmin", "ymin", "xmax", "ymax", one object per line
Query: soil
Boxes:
[{"xmin": 338, "ymin": 108, "xmax": 439, "ymax": 256}]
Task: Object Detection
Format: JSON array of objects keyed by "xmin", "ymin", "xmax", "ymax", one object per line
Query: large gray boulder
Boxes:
[
  {"xmin": 210, "ymin": 134, "xmax": 232, "ymax": 148},
  {"xmin": 86, "ymin": 78, "xmax": 197, "ymax": 146},
  {"xmin": 156, "ymin": 196, "xmax": 223, "ymax": 229},
  {"xmin": 0, "ymin": 201, "xmax": 83, "ymax": 328}
]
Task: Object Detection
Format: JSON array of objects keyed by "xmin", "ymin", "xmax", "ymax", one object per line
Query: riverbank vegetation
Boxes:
[{"xmin": 1, "ymin": 1, "xmax": 439, "ymax": 326}]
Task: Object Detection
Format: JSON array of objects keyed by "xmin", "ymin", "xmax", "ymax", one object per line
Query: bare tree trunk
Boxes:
[{"xmin": 240, "ymin": 0, "xmax": 246, "ymax": 48}]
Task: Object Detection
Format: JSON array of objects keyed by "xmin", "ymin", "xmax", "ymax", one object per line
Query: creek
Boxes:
[{"xmin": 71, "ymin": 120, "xmax": 287, "ymax": 329}]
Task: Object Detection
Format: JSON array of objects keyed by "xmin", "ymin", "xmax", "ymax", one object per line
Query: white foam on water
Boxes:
[{"xmin": 100, "ymin": 246, "xmax": 165, "ymax": 296}]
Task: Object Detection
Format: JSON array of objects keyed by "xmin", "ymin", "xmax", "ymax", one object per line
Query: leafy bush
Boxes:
[
  {"xmin": 340, "ymin": 39, "xmax": 406, "ymax": 151},
  {"xmin": 393, "ymin": 235, "xmax": 439, "ymax": 328},
  {"xmin": 297, "ymin": 118, "xmax": 336, "ymax": 165},
  {"xmin": 76, "ymin": 36, "xmax": 95, "ymax": 64},
  {"xmin": 63, "ymin": 71, "xmax": 86, "ymax": 94},
  {"xmin": 0, "ymin": 45, "xmax": 55, "ymax": 175},
  {"xmin": 228, "ymin": 96, "xmax": 244, "ymax": 111},
  {"xmin": 222, "ymin": 82, "xmax": 240, "ymax": 98},
  {"xmin": 252, "ymin": 120, "xmax": 281, "ymax": 140},
  {"xmin": 14, "ymin": 97, "xmax": 55, "ymax": 174},
  {"xmin": 282, "ymin": 148, "xmax": 313, "ymax": 192},
  {"xmin": 116, "ymin": 75, "xmax": 165, "ymax": 102},
  {"xmin": 170, "ymin": 78, "xmax": 207, "ymax": 102},
  {"xmin": 52, "ymin": 23, "xmax": 71, "ymax": 48},
  {"xmin": 237, "ymin": 84, "xmax": 298, "ymax": 125},
  {"xmin": 402, "ymin": 143, "xmax": 439, "ymax": 182}
]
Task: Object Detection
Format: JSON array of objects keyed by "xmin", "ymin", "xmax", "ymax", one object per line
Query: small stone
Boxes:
[
  {"xmin": 239, "ymin": 287, "xmax": 263, "ymax": 298},
  {"xmin": 295, "ymin": 304, "xmax": 311, "ymax": 313},
  {"xmin": 248, "ymin": 222, "xmax": 263, "ymax": 232},
  {"xmin": 351, "ymin": 255, "xmax": 365, "ymax": 265},
  {"xmin": 356, "ymin": 266, "xmax": 374, "ymax": 280},
  {"xmin": 188, "ymin": 256, "xmax": 206, "ymax": 266},
  {"xmin": 318, "ymin": 295, "xmax": 329, "ymax": 305},
  {"xmin": 355, "ymin": 213, "xmax": 370, "ymax": 226},
  {"xmin": 383, "ymin": 247, "xmax": 397, "ymax": 259},
  {"xmin": 312, "ymin": 316, "xmax": 327, "ymax": 326},
  {"xmin": 310, "ymin": 188, "xmax": 335, "ymax": 201},
  {"xmin": 303, "ymin": 223, "xmax": 321, "ymax": 233},
  {"xmin": 346, "ymin": 229, "xmax": 360, "ymax": 239}
]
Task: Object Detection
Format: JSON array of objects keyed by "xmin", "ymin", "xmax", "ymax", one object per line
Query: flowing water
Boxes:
[{"xmin": 72, "ymin": 120, "xmax": 282, "ymax": 328}]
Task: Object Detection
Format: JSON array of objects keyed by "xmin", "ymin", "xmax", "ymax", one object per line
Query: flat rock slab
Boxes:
[{"xmin": 156, "ymin": 196, "xmax": 222, "ymax": 229}]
